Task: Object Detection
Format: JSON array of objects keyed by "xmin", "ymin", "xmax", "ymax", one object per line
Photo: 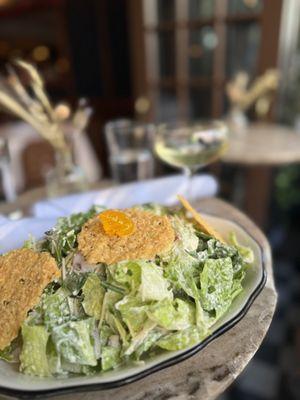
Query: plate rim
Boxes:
[{"xmin": 0, "ymin": 213, "xmax": 267, "ymax": 399}]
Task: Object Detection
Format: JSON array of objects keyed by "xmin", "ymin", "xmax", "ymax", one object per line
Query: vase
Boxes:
[
  {"xmin": 45, "ymin": 147, "xmax": 88, "ymax": 198},
  {"xmin": 226, "ymin": 107, "xmax": 248, "ymax": 137}
]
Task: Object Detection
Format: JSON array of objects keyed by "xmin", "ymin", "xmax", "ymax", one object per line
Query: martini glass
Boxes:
[{"xmin": 154, "ymin": 120, "xmax": 228, "ymax": 198}]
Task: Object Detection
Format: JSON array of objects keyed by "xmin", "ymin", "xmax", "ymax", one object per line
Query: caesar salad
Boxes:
[{"xmin": 0, "ymin": 197, "xmax": 254, "ymax": 377}]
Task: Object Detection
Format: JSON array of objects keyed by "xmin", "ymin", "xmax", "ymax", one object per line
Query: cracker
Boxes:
[
  {"xmin": 177, "ymin": 195, "xmax": 224, "ymax": 242},
  {"xmin": 78, "ymin": 209, "xmax": 175, "ymax": 265},
  {"xmin": 0, "ymin": 249, "xmax": 60, "ymax": 350}
]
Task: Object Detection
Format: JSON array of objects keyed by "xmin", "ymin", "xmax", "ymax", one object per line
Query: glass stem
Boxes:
[{"xmin": 183, "ymin": 167, "xmax": 193, "ymax": 200}]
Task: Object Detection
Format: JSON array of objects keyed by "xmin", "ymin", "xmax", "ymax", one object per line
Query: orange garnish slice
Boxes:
[
  {"xmin": 99, "ymin": 210, "xmax": 135, "ymax": 237},
  {"xmin": 177, "ymin": 195, "xmax": 224, "ymax": 243}
]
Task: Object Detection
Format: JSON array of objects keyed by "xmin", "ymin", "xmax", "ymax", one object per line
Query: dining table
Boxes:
[
  {"xmin": 0, "ymin": 180, "xmax": 277, "ymax": 400},
  {"xmin": 222, "ymin": 122, "xmax": 300, "ymax": 228}
]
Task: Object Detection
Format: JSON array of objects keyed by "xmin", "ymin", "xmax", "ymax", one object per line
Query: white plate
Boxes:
[{"xmin": 0, "ymin": 213, "xmax": 266, "ymax": 398}]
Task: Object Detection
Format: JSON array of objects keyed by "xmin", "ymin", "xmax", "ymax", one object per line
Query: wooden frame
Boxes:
[{"xmin": 128, "ymin": 0, "xmax": 283, "ymax": 121}]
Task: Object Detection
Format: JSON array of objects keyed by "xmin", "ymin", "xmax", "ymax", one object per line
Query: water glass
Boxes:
[
  {"xmin": 0, "ymin": 137, "xmax": 16, "ymax": 202},
  {"xmin": 105, "ymin": 119, "xmax": 155, "ymax": 183}
]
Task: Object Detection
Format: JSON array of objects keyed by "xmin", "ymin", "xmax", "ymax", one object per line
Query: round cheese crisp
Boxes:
[{"xmin": 78, "ymin": 209, "xmax": 175, "ymax": 265}]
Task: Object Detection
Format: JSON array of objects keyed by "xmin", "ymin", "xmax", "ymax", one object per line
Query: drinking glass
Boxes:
[
  {"xmin": 105, "ymin": 119, "xmax": 155, "ymax": 183},
  {"xmin": 154, "ymin": 120, "xmax": 228, "ymax": 197},
  {"xmin": 0, "ymin": 137, "xmax": 16, "ymax": 202}
]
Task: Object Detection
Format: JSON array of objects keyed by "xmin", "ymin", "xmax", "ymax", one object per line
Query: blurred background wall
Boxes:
[
  {"xmin": 0, "ymin": 0, "xmax": 293, "ymax": 186},
  {"xmin": 2, "ymin": 1, "xmax": 300, "ymax": 400}
]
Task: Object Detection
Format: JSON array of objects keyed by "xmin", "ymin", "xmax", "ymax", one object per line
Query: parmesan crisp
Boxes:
[
  {"xmin": 0, "ymin": 249, "xmax": 60, "ymax": 350},
  {"xmin": 78, "ymin": 209, "xmax": 175, "ymax": 265}
]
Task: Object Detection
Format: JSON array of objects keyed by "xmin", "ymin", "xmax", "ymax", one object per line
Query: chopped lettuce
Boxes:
[
  {"xmin": 82, "ymin": 273, "xmax": 105, "ymax": 320},
  {"xmin": 62, "ymin": 272, "xmax": 88, "ymax": 295},
  {"xmin": 171, "ymin": 216, "xmax": 199, "ymax": 252},
  {"xmin": 231, "ymin": 278, "xmax": 244, "ymax": 301},
  {"xmin": 20, "ymin": 325, "xmax": 51, "ymax": 377},
  {"xmin": 110, "ymin": 260, "xmax": 172, "ymax": 302},
  {"xmin": 106, "ymin": 313, "xmax": 128, "ymax": 345},
  {"xmin": 206, "ymin": 238, "xmax": 236, "ymax": 259},
  {"xmin": 200, "ymin": 257, "xmax": 233, "ymax": 316},
  {"xmin": 116, "ymin": 296, "xmax": 148, "ymax": 336},
  {"xmin": 47, "ymin": 339, "xmax": 64, "ymax": 375},
  {"xmin": 42, "ymin": 288, "xmax": 71, "ymax": 329},
  {"xmin": 99, "ymin": 290, "xmax": 123, "ymax": 328},
  {"xmin": 101, "ymin": 346, "xmax": 121, "ymax": 371},
  {"xmin": 60, "ymin": 360, "xmax": 99, "ymax": 375},
  {"xmin": 99, "ymin": 324, "xmax": 115, "ymax": 347},
  {"xmin": 41, "ymin": 205, "xmax": 104, "ymax": 265},
  {"xmin": 162, "ymin": 247, "xmax": 199, "ymax": 299},
  {"xmin": 51, "ymin": 319, "xmax": 97, "ymax": 366},
  {"xmin": 124, "ymin": 320, "xmax": 157, "ymax": 356},
  {"xmin": 109, "ymin": 261, "xmax": 141, "ymax": 293},
  {"xmin": 133, "ymin": 330, "xmax": 164, "ymax": 359},
  {"xmin": 147, "ymin": 299, "xmax": 195, "ymax": 330},
  {"xmin": 139, "ymin": 262, "xmax": 172, "ymax": 302},
  {"xmin": 194, "ymin": 298, "xmax": 213, "ymax": 334},
  {"xmin": 0, "ymin": 338, "xmax": 20, "ymax": 363},
  {"xmin": 157, "ymin": 327, "xmax": 204, "ymax": 351},
  {"xmin": 0, "ymin": 347, "xmax": 14, "ymax": 363},
  {"xmin": 228, "ymin": 232, "xmax": 254, "ymax": 264}
]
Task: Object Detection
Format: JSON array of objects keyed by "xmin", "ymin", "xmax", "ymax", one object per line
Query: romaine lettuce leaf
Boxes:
[
  {"xmin": 101, "ymin": 346, "xmax": 121, "ymax": 371},
  {"xmin": 43, "ymin": 287, "xmax": 71, "ymax": 329},
  {"xmin": 67, "ymin": 297, "xmax": 86, "ymax": 319},
  {"xmin": 62, "ymin": 272, "xmax": 88, "ymax": 295},
  {"xmin": 51, "ymin": 318, "xmax": 97, "ymax": 366},
  {"xmin": 228, "ymin": 232, "xmax": 254, "ymax": 264},
  {"xmin": 139, "ymin": 262, "xmax": 172, "ymax": 302},
  {"xmin": 82, "ymin": 273, "xmax": 105, "ymax": 320},
  {"xmin": 195, "ymin": 298, "xmax": 214, "ymax": 334},
  {"xmin": 41, "ymin": 205, "xmax": 103, "ymax": 264},
  {"xmin": 163, "ymin": 247, "xmax": 199, "ymax": 299},
  {"xmin": 47, "ymin": 339, "xmax": 64, "ymax": 375},
  {"xmin": 116, "ymin": 296, "xmax": 148, "ymax": 336},
  {"xmin": 171, "ymin": 216, "xmax": 199, "ymax": 252},
  {"xmin": 109, "ymin": 261, "xmax": 141, "ymax": 293},
  {"xmin": 60, "ymin": 360, "xmax": 99, "ymax": 375},
  {"xmin": 105, "ymin": 312, "xmax": 128, "ymax": 346},
  {"xmin": 200, "ymin": 257, "xmax": 233, "ymax": 315},
  {"xmin": 0, "ymin": 338, "xmax": 20, "ymax": 363},
  {"xmin": 0, "ymin": 347, "xmax": 13, "ymax": 362},
  {"xmin": 133, "ymin": 330, "xmax": 163, "ymax": 359},
  {"xmin": 206, "ymin": 239, "xmax": 236, "ymax": 259},
  {"xmin": 105, "ymin": 290, "xmax": 124, "ymax": 308},
  {"xmin": 20, "ymin": 324, "xmax": 51, "ymax": 377},
  {"xmin": 124, "ymin": 319, "xmax": 157, "ymax": 356},
  {"xmin": 231, "ymin": 278, "xmax": 244, "ymax": 300},
  {"xmin": 99, "ymin": 324, "xmax": 115, "ymax": 347},
  {"xmin": 157, "ymin": 327, "xmax": 203, "ymax": 351},
  {"xmin": 99, "ymin": 290, "xmax": 123, "ymax": 328},
  {"xmin": 147, "ymin": 298, "xmax": 195, "ymax": 330}
]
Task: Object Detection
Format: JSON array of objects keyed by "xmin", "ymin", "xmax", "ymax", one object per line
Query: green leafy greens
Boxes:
[{"xmin": 3, "ymin": 204, "xmax": 253, "ymax": 377}]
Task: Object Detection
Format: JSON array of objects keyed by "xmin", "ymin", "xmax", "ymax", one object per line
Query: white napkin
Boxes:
[
  {"xmin": 32, "ymin": 174, "xmax": 218, "ymax": 218},
  {"xmin": 0, "ymin": 217, "xmax": 57, "ymax": 253},
  {"xmin": 0, "ymin": 174, "xmax": 217, "ymax": 253}
]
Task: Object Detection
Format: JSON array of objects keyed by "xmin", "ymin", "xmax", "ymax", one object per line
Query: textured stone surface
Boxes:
[
  {"xmin": 0, "ymin": 198, "xmax": 277, "ymax": 400},
  {"xmin": 223, "ymin": 122, "xmax": 300, "ymax": 165}
]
